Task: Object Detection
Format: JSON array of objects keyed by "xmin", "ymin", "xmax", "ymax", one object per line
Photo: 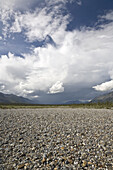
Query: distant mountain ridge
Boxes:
[
  {"xmin": 91, "ymin": 91, "xmax": 113, "ymax": 103},
  {"xmin": 0, "ymin": 92, "xmax": 33, "ymax": 104},
  {"xmin": 63, "ymin": 100, "xmax": 90, "ymax": 104},
  {"xmin": 1, "ymin": 91, "xmax": 113, "ymax": 104}
]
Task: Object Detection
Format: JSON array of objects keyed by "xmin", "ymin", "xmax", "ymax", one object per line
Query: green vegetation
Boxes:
[{"xmin": 0, "ymin": 102, "xmax": 113, "ymax": 109}]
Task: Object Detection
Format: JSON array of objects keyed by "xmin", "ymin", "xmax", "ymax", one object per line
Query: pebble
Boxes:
[
  {"xmin": 82, "ymin": 160, "xmax": 87, "ymax": 167},
  {"xmin": 0, "ymin": 108, "xmax": 113, "ymax": 169},
  {"xmin": 17, "ymin": 163, "xmax": 26, "ymax": 169}
]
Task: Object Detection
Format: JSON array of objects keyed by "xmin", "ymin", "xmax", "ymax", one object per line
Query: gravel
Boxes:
[{"xmin": 0, "ymin": 108, "xmax": 113, "ymax": 169}]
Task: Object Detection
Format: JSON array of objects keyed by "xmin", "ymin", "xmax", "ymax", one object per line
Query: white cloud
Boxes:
[
  {"xmin": 0, "ymin": 0, "xmax": 66, "ymax": 10},
  {"xmin": 30, "ymin": 95, "xmax": 39, "ymax": 99},
  {"xmin": 0, "ymin": 0, "xmax": 15, "ymax": 10},
  {"xmin": 101, "ymin": 11, "xmax": 113, "ymax": 21},
  {"xmin": 0, "ymin": 0, "xmax": 79, "ymax": 40},
  {"xmin": 76, "ymin": 0, "xmax": 82, "ymax": 6},
  {"xmin": 10, "ymin": 7, "xmax": 69, "ymax": 43},
  {"xmin": 0, "ymin": 2, "xmax": 113, "ymax": 99},
  {"xmin": 48, "ymin": 81, "xmax": 64, "ymax": 94},
  {"xmin": 1, "ymin": 15, "xmax": 113, "ymax": 97},
  {"xmin": 0, "ymin": 0, "xmax": 44, "ymax": 10},
  {"xmin": 93, "ymin": 68, "xmax": 113, "ymax": 92},
  {"xmin": 0, "ymin": 0, "xmax": 65, "ymax": 38},
  {"xmin": 93, "ymin": 80, "xmax": 113, "ymax": 91},
  {"xmin": 0, "ymin": 48, "xmax": 68, "ymax": 97}
]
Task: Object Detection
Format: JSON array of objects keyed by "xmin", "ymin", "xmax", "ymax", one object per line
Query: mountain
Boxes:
[
  {"xmin": 91, "ymin": 91, "xmax": 113, "ymax": 103},
  {"xmin": 0, "ymin": 92, "xmax": 33, "ymax": 104},
  {"xmin": 63, "ymin": 100, "xmax": 90, "ymax": 104}
]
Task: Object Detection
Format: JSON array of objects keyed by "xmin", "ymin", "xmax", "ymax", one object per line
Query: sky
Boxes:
[{"xmin": 0, "ymin": 0, "xmax": 113, "ymax": 104}]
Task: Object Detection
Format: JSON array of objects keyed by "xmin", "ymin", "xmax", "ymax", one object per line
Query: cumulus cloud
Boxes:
[
  {"xmin": 101, "ymin": 11, "xmax": 113, "ymax": 21},
  {"xmin": 0, "ymin": 0, "xmax": 80, "ymax": 40},
  {"xmin": 0, "ymin": 0, "xmax": 70, "ymax": 40},
  {"xmin": 0, "ymin": 48, "xmax": 67, "ymax": 97},
  {"xmin": 93, "ymin": 80, "xmax": 113, "ymax": 91},
  {"xmin": 1, "ymin": 15, "xmax": 113, "ymax": 98},
  {"xmin": 48, "ymin": 81, "xmax": 64, "ymax": 94},
  {"xmin": 93, "ymin": 68, "xmax": 113, "ymax": 92},
  {"xmin": 10, "ymin": 8, "xmax": 69, "ymax": 42},
  {"xmin": 0, "ymin": 0, "xmax": 113, "ymax": 100},
  {"xmin": 0, "ymin": 0, "xmax": 15, "ymax": 10}
]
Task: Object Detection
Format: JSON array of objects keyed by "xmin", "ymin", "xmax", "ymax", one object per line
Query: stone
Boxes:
[
  {"xmin": 42, "ymin": 157, "xmax": 46, "ymax": 164},
  {"xmin": 82, "ymin": 160, "xmax": 87, "ymax": 167},
  {"xmin": 0, "ymin": 108, "xmax": 112, "ymax": 169},
  {"xmin": 61, "ymin": 146, "xmax": 65, "ymax": 150},
  {"xmin": 17, "ymin": 163, "xmax": 25, "ymax": 169}
]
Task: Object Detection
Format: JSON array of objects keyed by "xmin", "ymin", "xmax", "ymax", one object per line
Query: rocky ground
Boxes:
[{"xmin": 0, "ymin": 108, "xmax": 113, "ymax": 170}]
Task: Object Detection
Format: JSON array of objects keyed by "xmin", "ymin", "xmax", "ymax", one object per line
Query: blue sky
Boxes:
[{"xmin": 0, "ymin": 0, "xmax": 113, "ymax": 104}]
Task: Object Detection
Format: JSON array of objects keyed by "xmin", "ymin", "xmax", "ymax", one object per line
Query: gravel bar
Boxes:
[{"xmin": 0, "ymin": 108, "xmax": 113, "ymax": 170}]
